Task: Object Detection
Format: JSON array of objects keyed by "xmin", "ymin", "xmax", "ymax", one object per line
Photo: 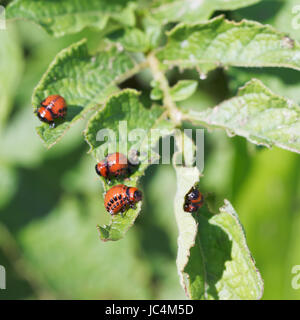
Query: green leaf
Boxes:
[
  {"xmin": 150, "ymin": 87, "xmax": 163, "ymax": 100},
  {"xmin": 107, "ymin": 28, "xmax": 150, "ymax": 53},
  {"xmin": 231, "ymin": 0, "xmax": 300, "ymax": 101},
  {"xmin": 150, "ymin": 79, "xmax": 163, "ymax": 100},
  {"xmin": 183, "ymin": 79, "xmax": 300, "ymax": 154},
  {"xmin": 170, "ymin": 80, "xmax": 197, "ymax": 102},
  {"xmin": 173, "ymin": 134, "xmax": 263, "ymax": 299},
  {"xmin": 234, "ymin": 0, "xmax": 300, "ymax": 42},
  {"xmin": 157, "ymin": 16, "xmax": 300, "ymax": 75},
  {"xmin": 6, "ymin": 0, "xmax": 136, "ymax": 37},
  {"xmin": 150, "ymin": 0, "xmax": 261, "ymax": 24},
  {"xmin": 227, "ymin": 67, "xmax": 300, "ymax": 104},
  {"xmin": 32, "ymin": 39, "xmax": 145, "ymax": 149},
  {"xmin": 142, "ymin": 15, "xmax": 164, "ymax": 50},
  {"xmin": 84, "ymin": 89, "xmax": 173, "ymax": 241}
]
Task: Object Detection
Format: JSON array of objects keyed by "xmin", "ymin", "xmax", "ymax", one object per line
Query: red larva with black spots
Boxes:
[
  {"xmin": 183, "ymin": 187, "xmax": 204, "ymax": 213},
  {"xmin": 104, "ymin": 184, "xmax": 142, "ymax": 215},
  {"xmin": 95, "ymin": 153, "xmax": 130, "ymax": 180},
  {"xmin": 35, "ymin": 95, "xmax": 67, "ymax": 128}
]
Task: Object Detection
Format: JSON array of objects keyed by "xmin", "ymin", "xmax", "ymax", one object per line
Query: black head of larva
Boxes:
[
  {"xmin": 187, "ymin": 188, "xmax": 200, "ymax": 201},
  {"xmin": 133, "ymin": 190, "xmax": 142, "ymax": 202}
]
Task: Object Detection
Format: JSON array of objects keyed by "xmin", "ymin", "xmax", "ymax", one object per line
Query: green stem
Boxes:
[{"xmin": 147, "ymin": 53, "xmax": 182, "ymax": 126}]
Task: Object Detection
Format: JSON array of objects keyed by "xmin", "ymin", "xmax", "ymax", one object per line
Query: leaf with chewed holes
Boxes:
[
  {"xmin": 157, "ymin": 16, "xmax": 300, "ymax": 76},
  {"xmin": 32, "ymin": 39, "xmax": 146, "ymax": 149},
  {"xmin": 85, "ymin": 89, "xmax": 173, "ymax": 241},
  {"xmin": 173, "ymin": 133, "xmax": 263, "ymax": 299},
  {"xmin": 6, "ymin": 0, "xmax": 136, "ymax": 37},
  {"xmin": 182, "ymin": 79, "xmax": 300, "ymax": 154}
]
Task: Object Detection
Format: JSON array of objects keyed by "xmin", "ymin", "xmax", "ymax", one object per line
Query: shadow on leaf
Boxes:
[
  {"xmin": 65, "ymin": 105, "xmax": 84, "ymax": 122},
  {"xmin": 184, "ymin": 208, "xmax": 232, "ymax": 300}
]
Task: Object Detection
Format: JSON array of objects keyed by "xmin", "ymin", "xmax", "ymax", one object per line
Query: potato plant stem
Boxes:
[{"xmin": 147, "ymin": 53, "xmax": 182, "ymax": 126}]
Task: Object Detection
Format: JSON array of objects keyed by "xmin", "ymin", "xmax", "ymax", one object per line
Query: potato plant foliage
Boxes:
[{"xmin": 6, "ymin": 0, "xmax": 300, "ymax": 300}]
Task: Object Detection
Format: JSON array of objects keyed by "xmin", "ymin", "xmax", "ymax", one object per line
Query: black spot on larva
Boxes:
[
  {"xmin": 108, "ymin": 202, "xmax": 111, "ymax": 207},
  {"xmin": 116, "ymin": 202, "xmax": 119, "ymax": 207},
  {"xmin": 118, "ymin": 195, "xmax": 122, "ymax": 200},
  {"xmin": 110, "ymin": 199, "xmax": 114, "ymax": 204},
  {"xmin": 114, "ymin": 196, "xmax": 118, "ymax": 201}
]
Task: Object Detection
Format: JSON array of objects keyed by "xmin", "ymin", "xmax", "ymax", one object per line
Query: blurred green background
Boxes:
[{"xmin": 0, "ymin": 1, "xmax": 300, "ymax": 299}]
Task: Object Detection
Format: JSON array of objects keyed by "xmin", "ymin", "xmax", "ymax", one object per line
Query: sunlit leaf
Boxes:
[
  {"xmin": 183, "ymin": 79, "xmax": 300, "ymax": 154},
  {"xmin": 150, "ymin": 0, "xmax": 261, "ymax": 24},
  {"xmin": 234, "ymin": 0, "xmax": 300, "ymax": 42},
  {"xmin": 107, "ymin": 28, "xmax": 149, "ymax": 52},
  {"xmin": 32, "ymin": 39, "xmax": 145, "ymax": 148},
  {"xmin": 7, "ymin": 0, "xmax": 137, "ymax": 37},
  {"xmin": 85, "ymin": 89, "xmax": 173, "ymax": 241},
  {"xmin": 173, "ymin": 133, "xmax": 263, "ymax": 299},
  {"xmin": 157, "ymin": 16, "xmax": 300, "ymax": 75},
  {"xmin": 170, "ymin": 80, "xmax": 197, "ymax": 102}
]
